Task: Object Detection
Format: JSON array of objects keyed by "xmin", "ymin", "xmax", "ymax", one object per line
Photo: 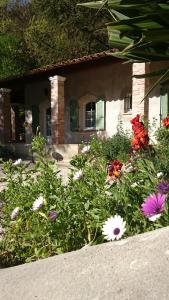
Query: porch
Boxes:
[{"xmin": 0, "ymin": 52, "xmax": 154, "ymax": 159}]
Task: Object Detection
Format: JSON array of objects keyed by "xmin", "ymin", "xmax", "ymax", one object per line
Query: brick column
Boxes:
[
  {"xmin": 0, "ymin": 88, "xmax": 11, "ymax": 143},
  {"xmin": 49, "ymin": 75, "xmax": 66, "ymax": 144},
  {"xmin": 132, "ymin": 63, "xmax": 150, "ymax": 118}
]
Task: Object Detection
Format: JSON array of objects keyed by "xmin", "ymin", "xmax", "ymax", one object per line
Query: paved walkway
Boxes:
[{"xmin": 0, "ymin": 160, "xmax": 71, "ymax": 191}]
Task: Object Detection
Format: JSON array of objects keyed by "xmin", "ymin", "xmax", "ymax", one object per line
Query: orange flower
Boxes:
[
  {"xmin": 162, "ymin": 115, "xmax": 169, "ymax": 128},
  {"xmin": 131, "ymin": 115, "xmax": 149, "ymax": 151}
]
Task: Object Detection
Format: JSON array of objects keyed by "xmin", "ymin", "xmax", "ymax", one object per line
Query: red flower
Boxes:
[
  {"xmin": 108, "ymin": 160, "xmax": 123, "ymax": 178},
  {"xmin": 162, "ymin": 115, "xmax": 169, "ymax": 128},
  {"xmin": 131, "ymin": 114, "xmax": 140, "ymax": 126},
  {"xmin": 130, "ymin": 115, "xmax": 149, "ymax": 151}
]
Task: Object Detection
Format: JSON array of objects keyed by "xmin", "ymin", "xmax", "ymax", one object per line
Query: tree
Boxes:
[
  {"xmin": 0, "ymin": 0, "xmax": 110, "ymax": 79},
  {"xmin": 25, "ymin": 0, "xmax": 110, "ymax": 65},
  {"xmin": 0, "ymin": 0, "xmax": 37, "ymax": 79}
]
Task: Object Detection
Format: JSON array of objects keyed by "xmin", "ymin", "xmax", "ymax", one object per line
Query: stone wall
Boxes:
[
  {"xmin": 64, "ymin": 61, "xmax": 133, "ymax": 143},
  {"xmin": 1, "ymin": 227, "xmax": 169, "ymax": 300}
]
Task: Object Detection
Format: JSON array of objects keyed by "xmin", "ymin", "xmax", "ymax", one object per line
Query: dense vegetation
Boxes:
[
  {"xmin": 1, "ymin": 116, "xmax": 169, "ymax": 267},
  {"xmin": 0, "ymin": 0, "xmax": 110, "ymax": 79}
]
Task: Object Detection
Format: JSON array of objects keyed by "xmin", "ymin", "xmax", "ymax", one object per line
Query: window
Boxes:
[
  {"xmin": 124, "ymin": 94, "xmax": 132, "ymax": 113},
  {"xmin": 77, "ymin": 94, "xmax": 105, "ymax": 131},
  {"xmin": 85, "ymin": 102, "xmax": 96, "ymax": 129}
]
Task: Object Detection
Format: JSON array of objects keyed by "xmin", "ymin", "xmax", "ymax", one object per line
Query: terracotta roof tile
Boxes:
[{"xmin": 0, "ymin": 49, "xmax": 120, "ymax": 86}]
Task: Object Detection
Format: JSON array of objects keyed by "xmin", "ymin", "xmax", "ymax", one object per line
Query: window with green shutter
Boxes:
[
  {"xmin": 70, "ymin": 98, "xmax": 79, "ymax": 131},
  {"xmin": 161, "ymin": 89, "xmax": 169, "ymax": 119},
  {"xmin": 96, "ymin": 98, "xmax": 105, "ymax": 130}
]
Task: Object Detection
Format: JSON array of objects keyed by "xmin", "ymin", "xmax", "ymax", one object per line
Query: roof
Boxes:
[{"xmin": 0, "ymin": 49, "xmax": 121, "ymax": 88}]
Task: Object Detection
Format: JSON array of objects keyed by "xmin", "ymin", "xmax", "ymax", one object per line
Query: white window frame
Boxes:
[
  {"xmin": 78, "ymin": 94, "xmax": 97, "ymax": 131},
  {"xmin": 124, "ymin": 93, "xmax": 132, "ymax": 114},
  {"xmin": 84, "ymin": 101, "xmax": 96, "ymax": 130}
]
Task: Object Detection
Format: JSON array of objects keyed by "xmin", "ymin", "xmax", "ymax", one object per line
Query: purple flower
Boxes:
[
  {"xmin": 157, "ymin": 181, "xmax": 169, "ymax": 194},
  {"xmin": 49, "ymin": 210, "xmax": 58, "ymax": 221},
  {"xmin": 141, "ymin": 193, "xmax": 166, "ymax": 222}
]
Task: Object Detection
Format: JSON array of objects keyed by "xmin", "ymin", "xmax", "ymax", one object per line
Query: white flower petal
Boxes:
[
  {"xmin": 157, "ymin": 172, "xmax": 163, "ymax": 179},
  {"xmin": 32, "ymin": 196, "xmax": 44, "ymax": 211},
  {"xmin": 73, "ymin": 170, "xmax": 83, "ymax": 181},
  {"xmin": 81, "ymin": 145, "xmax": 90, "ymax": 154},
  {"xmin": 131, "ymin": 182, "xmax": 138, "ymax": 188},
  {"xmin": 13, "ymin": 159, "xmax": 22, "ymax": 166},
  {"xmin": 102, "ymin": 215, "xmax": 126, "ymax": 241},
  {"xmin": 148, "ymin": 214, "xmax": 161, "ymax": 222},
  {"xmin": 11, "ymin": 207, "xmax": 20, "ymax": 220}
]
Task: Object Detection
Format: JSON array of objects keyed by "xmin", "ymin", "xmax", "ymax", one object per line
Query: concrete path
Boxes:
[
  {"xmin": 0, "ymin": 226, "xmax": 169, "ymax": 300},
  {"xmin": 0, "ymin": 160, "xmax": 71, "ymax": 191}
]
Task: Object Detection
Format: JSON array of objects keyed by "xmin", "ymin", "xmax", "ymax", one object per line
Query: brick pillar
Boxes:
[
  {"xmin": 49, "ymin": 75, "xmax": 66, "ymax": 144},
  {"xmin": 132, "ymin": 63, "xmax": 150, "ymax": 118},
  {"xmin": 0, "ymin": 88, "xmax": 11, "ymax": 143}
]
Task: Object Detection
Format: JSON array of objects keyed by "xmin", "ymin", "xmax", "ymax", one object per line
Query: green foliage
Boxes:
[
  {"xmin": 153, "ymin": 125, "xmax": 169, "ymax": 178},
  {"xmin": 80, "ymin": 0, "xmax": 169, "ymax": 62},
  {"xmin": 80, "ymin": 0, "xmax": 169, "ymax": 97},
  {"xmin": 1, "ymin": 126, "xmax": 169, "ymax": 267},
  {"xmin": 99, "ymin": 131, "xmax": 131, "ymax": 161},
  {"xmin": 0, "ymin": 0, "xmax": 109, "ymax": 79}
]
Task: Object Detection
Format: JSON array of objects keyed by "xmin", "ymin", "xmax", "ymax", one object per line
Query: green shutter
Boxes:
[
  {"xmin": 70, "ymin": 98, "xmax": 79, "ymax": 131},
  {"xmin": 161, "ymin": 90, "xmax": 169, "ymax": 119},
  {"xmin": 96, "ymin": 98, "xmax": 105, "ymax": 130},
  {"xmin": 32, "ymin": 105, "xmax": 39, "ymax": 134}
]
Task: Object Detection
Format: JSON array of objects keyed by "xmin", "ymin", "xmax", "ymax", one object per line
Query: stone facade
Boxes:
[{"xmin": 0, "ymin": 58, "xmax": 166, "ymax": 158}]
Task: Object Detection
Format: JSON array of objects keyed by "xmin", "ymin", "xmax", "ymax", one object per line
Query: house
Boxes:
[{"xmin": 0, "ymin": 51, "xmax": 168, "ymax": 159}]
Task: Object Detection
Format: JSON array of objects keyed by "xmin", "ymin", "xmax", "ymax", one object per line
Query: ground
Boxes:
[{"xmin": 0, "ymin": 159, "xmax": 71, "ymax": 192}]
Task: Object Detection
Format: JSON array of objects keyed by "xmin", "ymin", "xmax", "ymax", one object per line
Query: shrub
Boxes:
[
  {"xmin": 99, "ymin": 133, "xmax": 131, "ymax": 162},
  {"xmin": 1, "ymin": 116, "xmax": 169, "ymax": 267},
  {"xmin": 153, "ymin": 122, "xmax": 169, "ymax": 178}
]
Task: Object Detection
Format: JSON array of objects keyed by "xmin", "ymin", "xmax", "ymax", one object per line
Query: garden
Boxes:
[{"xmin": 0, "ymin": 114, "xmax": 169, "ymax": 268}]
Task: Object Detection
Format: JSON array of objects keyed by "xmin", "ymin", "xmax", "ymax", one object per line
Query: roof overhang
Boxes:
[{"xmin": 0, "ymin": 50, "xmax": 123, "ymax": 89}]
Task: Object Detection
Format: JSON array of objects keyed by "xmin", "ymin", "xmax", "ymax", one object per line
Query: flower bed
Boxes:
[{"xmin": 0, "ymin": 115, "xmax": 169, "ymax": 267}]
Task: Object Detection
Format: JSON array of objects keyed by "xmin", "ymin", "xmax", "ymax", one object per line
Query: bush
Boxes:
[
  {"xmin": 99, "ymin": 132, "xmax": 131, "ymax": 162},
  {"xmin": 153, "ymin": 124, "xmax": 169, "ymax": 178},
  {"xmin": 1, "ymin": 117, "xmax": 169, "ymax": 267}
]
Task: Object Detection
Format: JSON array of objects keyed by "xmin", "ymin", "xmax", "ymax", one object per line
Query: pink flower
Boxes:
[{"xmin": 141, "ymin": 193, "xmax": 166, "ymax": 221}]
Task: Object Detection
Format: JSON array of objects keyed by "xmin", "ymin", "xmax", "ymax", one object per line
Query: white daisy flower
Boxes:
[
  {"xmin": 131, "ymin": 182, "xmax": 138, "ymax": 188},
  {"xmin": 102, "ymin": 215, "xmax": 126, "ymax": 241},
  {"xmin": 32, "ymin": 196, "xmax": 44, "ymax": 211},
  {"xmin": 73, "ymin": 170, "xmax": 83, "ymax": 181},
  {"xmin": 81, "ymin": 145, "xmax": 90, "ymax": 154},
  {"xmin": 13, "ymin": 159, "xmax": 22, "ymax": 166},
  {"xmin": 157, "ymin": 172, "xmax": 163, "ymax": 179},
  {"xmin": 11, "ymin": 207, "xmax": 20, "ymax": 220}
]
